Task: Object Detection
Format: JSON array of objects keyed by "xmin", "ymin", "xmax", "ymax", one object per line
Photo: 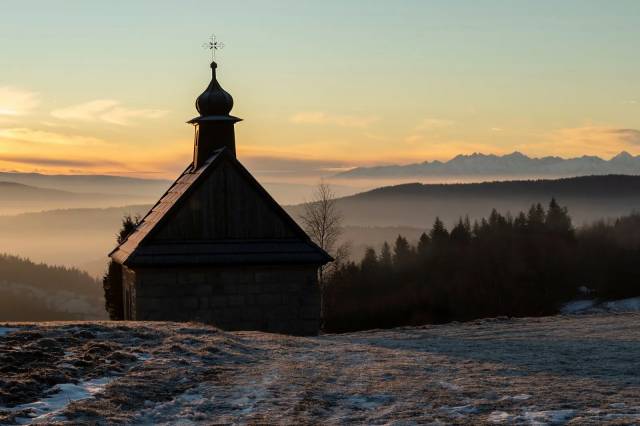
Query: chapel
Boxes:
[{"xmin": 109, "ymin": 60, "xmax": 331, "ymax": 336}]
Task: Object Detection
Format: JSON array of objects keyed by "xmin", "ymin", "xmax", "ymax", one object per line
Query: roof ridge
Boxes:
[{"xmin": 109, "ymin": 149, "xmax": 332, "ymax": 265}]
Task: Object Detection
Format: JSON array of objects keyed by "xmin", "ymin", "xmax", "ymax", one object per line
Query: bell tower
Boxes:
[{"xmin": 188, "ymin": 61, "xmax": 241, "ymax": 167}]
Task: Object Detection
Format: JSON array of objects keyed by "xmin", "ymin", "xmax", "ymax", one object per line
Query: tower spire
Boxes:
[{"xmin": 188, "ymin": 55, "xmax": 241, "ymax": 167}]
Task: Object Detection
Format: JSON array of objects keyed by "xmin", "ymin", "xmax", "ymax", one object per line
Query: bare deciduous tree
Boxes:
[{"xmin": 299, "ymin": 182, "xmax": 344, "ymax": 283}]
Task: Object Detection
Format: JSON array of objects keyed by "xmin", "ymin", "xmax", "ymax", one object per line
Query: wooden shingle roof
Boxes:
[{"xmin": 109, "ymin": 148, "xmax": 332, "ymax": 267}]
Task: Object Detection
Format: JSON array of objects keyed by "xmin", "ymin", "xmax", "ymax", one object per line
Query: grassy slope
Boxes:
[{"xmin": 1, "ymin": 314, "xmax": 640, "ymax": 424}]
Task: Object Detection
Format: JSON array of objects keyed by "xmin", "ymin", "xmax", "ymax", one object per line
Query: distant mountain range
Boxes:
[{"xmin": 335, "ymin": 151, "xmax": 640, "ymax": 179}]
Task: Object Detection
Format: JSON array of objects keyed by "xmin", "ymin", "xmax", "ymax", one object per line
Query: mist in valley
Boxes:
[{"xmin": 2, "ymin": 170, "xmax": 640, "ymax": 323}]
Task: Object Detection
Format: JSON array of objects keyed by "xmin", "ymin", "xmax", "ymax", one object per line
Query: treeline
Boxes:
[
  {"xmin": 323, "ymin": 199, "xmax": 640, "ymax": 332},
  {"xmin": 0, "ymin": 253, "xmax": 99, "ymax": 296},
  {"xmin": 0, "ymin": 254, "xmax": 104, "ymax": 321}
]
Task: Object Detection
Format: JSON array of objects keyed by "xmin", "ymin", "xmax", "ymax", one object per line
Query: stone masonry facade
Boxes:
[{"xmin": 122, "ymin": 265, "xmax": 321, "ymax": 336}]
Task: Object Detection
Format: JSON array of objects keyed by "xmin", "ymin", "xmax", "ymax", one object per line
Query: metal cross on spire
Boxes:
[{"xmin": 202, "ymin": 34, "xmax": 225, "ymax": 61}]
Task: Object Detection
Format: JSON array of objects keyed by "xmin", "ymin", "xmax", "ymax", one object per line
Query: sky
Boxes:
[{"xmin": 0, "ymin": 0, "xmax": 639, "ymax": 180}]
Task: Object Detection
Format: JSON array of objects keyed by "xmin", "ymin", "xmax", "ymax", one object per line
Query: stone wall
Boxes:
[{"xmin": 123, "ymin": 265, "xmax": 321, "ymax": 336}]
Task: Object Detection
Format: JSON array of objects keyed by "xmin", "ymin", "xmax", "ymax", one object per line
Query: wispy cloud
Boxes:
[
  {"xmin": 242, "ymin": 155, "xmax": 351, "ymax": 176},
  {"xmin": 0, "ymin": 87, "xmax": 40, "ymax": 116},
  {"xmin": 0, "ymin": 154, "xmax": 123, "ymax": 168},
  {"xmin": 612, "ymin": 128, "xmax": 640, "ymax": 145},
  {"xmin": 0, "ymin": 128, "xmax": 105, "ymax": 146},
  {"xmin": 289, "ymin": 111, "xmax": 378, "ymax": 128},
  {"xmin": 553, "ymin": 126, "xmax": 640, "ymax": 147},
  {"xmin": 51, "ymin": 99, "xmax": 167, "ymax": 126}
]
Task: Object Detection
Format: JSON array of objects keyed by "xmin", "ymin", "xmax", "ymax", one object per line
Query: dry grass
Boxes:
[{"xmin": 1, "ymin": 314, "xmax": 640, "ymax": 424}]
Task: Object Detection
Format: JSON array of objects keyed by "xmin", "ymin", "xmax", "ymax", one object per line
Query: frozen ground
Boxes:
[
  {"xmin": 561, "ymin": 297, "xmax": 640, "ymax": 315},
  {"xmin": 1, "ymin": 314, "xmax": 640, "ymax": 425}
]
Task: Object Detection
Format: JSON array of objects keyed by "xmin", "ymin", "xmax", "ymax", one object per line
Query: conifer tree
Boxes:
[
  {"xmin": 379, "ymin": 241, "xmax": 393, "ymax": 268},
  {"xmin": 429, "ymin": 217, "xmax": 449, "ymax": 244},
  {"xmin": 450, "ymin": 217, "xmax": 472, "ymax": 244},
  {"xmin": 103, "ymin": 214, "xmax": 141, "ymax": 320},
  {"xmin": 417, "ymin": 232, "xmax": 431, "ymax": 258},
  {"xmin": 361, "ymin": 247, "xmax": 379, "ymax": 273},
  {"xmin": 546, "ymin": 197, "xmax": 573, "ymax": 236},
  {"xmin": 393, "ymin": 235, "xmax": 412, "ymax": 266}
]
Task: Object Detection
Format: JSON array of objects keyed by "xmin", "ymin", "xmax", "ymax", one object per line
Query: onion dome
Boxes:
[{"xmin": 195, "ymin": 61, "xmax": 233, "ymax": 116}]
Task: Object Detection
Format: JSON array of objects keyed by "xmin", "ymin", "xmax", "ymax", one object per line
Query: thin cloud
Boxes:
[
  {"xmin": 51, "ymin": 99, "xmax": 167, "ymax": 126},
  {"xmin": 612, "ymin": 128, "xmax": 640, "ymax": 145},
  {"xmin": 0, "ymin": 128, "xmax": 105, "ymax": 146},
  {"xmin": 0, "ymin": 87, "xmax": 40, "ymax": 116},
  {"xmin": 241, "ymin": 155, "xmax": 351, "ymax": 176},
  {"xmin": 0, "ymin": 154, "xmax": 123, "ymax": 168},
  {"xmin": 289, "ymin": 111, "xmax": 378, "ymax": 128},
  {"xmin": 553, "ymin": 126, "xmax": 640, "ymax": 147}
]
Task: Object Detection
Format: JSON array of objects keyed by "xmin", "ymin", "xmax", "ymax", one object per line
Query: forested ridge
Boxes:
[
  {"xmin": 323, "ymin": 199, "xmax": 640, "ymax": 332},
  {"xmin": 0, "ymin": 254, "xmax": 104, "ymax": 321}
]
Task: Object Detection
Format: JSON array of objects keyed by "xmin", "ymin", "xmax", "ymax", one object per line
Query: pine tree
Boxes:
[
  {"xmin": 527, "ymin": 203, "xmax": 546, "ymax": 232},
  {"xmin": 546, "ymin": 198, "xmax": 573, "ymax": 236},
  {"xmin": 379, "ymin": 241, "xmax": 393, "ymax": 268},
  {"xmin": 450, "ymin": 217, "xmax": 471, "ymax": 244},
  {"xmin": 361, "ymin": 247, "xmax": 379, "ymax": 273},
  {"xmin": 393, "ymin": 235, "xmax": 412, "ymax": 266},
  {"xmin": 429, "ymin": 217, "xmax": 449, "ymax": 244},
  {"xmin": 417, "ymin": 232, "xmax": 431, "ymax": 258}
]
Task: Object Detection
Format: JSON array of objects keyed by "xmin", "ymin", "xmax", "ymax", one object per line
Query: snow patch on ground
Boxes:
[
  {"xmin": 521, "ymin": 409, "xmax": 576, "ymax": 424},
  {"xmin": 438, "ymin": 381, "xmax": 463, "ymax": 391},
  {"xmin": 499, "ymin": 394, "xmax": 531, "ymax": 402},
  {"xmin": 488, "ymin": 408, "xmax": 576, "ymax": 424},
  {"xmin": 439, "ymin": 404, "xmax": 479, "ymax": 417},
  {"xmin": 3, "ymin": 316, "xmax": 640, "ymax": 424},
  {"xmin": 0, "ymin": 327, "xmax": 17, "ymax": 337},
  {"xmin": 561, "ymin": 299, "xmax": 596, "ymax": 314},
  {"xmin": 562, "ymin": 297, "xmax": 640, "ymax": 314},
  {"xmin": 11, "ymin": 377, "xmax": 112, "ymax": 424},
  {"xmin": 487, "ymin": 410, "xmax": 513, "ymax": 423},
  {"xmin": 604, "ymin": 297, "xmax": 640, "ymax": 312}
]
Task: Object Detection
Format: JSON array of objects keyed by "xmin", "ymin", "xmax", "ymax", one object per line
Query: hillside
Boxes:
[
  {"xmin": 337, "ymin": 151, "xmax": 640, "ymax": 179},
  {"xmin": 0, "ymin": 205, "xmax": 415, "ymax": 276},
  {"xmin": 0, "ymin": 254, "xmax": 105, "ymax": 321},
  {"xmin": 2, "ymin": 175, "xmax": 640, "ymax": 275},
  {"xmin": 1, "ymin": 314, "xmax": 640, "ymax": 424},
  {"xmin": 287, "ymin": 174, "xmax": 640, "ymax": 227},
  {"xmin": 0, "ymin": 172, "xmax": 171, "ymax": 197},
  {"xmin": 0, "ymin": 171, "xmax": 358, "ymax": 207},
  {"xmin": 0, "ymin": 181, "xmax": 156, "ymax": 215},
  {"xmin": 0, "ymin": 205, "xmax": 151, "ymax": 276}
]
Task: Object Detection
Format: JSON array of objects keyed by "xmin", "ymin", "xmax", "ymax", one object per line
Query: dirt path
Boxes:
[{"xmin": 1, "ymin": 314, "xmax": 640, "ymax": 424}]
